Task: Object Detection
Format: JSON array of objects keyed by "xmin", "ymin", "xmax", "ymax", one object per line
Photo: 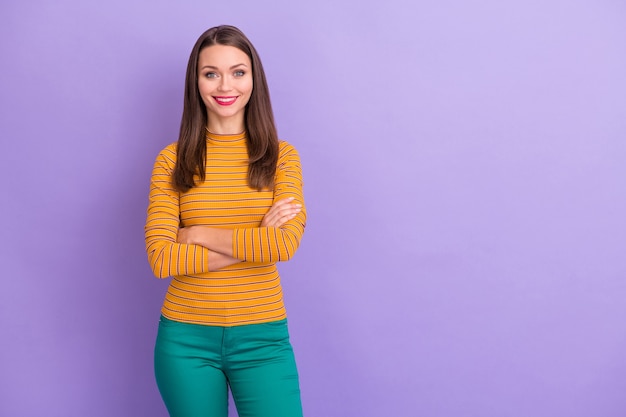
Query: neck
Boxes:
[{"xmin": 206, "ymin": 116, "xmax": 245, "ymax": 135}]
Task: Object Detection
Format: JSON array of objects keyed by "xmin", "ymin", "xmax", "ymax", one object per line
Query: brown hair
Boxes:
[{"xmin": 173, "ymin": 25, "xmax": 279, "ymax": 192}]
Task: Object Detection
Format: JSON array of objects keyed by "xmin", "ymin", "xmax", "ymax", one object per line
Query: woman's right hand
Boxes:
[{"xmin": 261, "ymin": 197, "xmax": 302, "ymax": 227}]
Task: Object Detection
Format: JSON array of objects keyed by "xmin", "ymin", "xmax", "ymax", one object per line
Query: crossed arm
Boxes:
[{"xmin": 176, "ymin": 198, "xmax": 302, "ymax": 270}]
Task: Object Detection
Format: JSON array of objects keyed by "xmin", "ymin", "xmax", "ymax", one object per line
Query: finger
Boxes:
[
  {"xmin": 269, "ymin": 208, "xmax": 301, "ymax": 227},
  {"xmin": 264, "ymin": 212, "xmax": 289, "ymax": 227},
  {"xmin": 272, "ymin": 197, "xmax": 296, "ymax": 209},
  {"xmin": 271, "ymin": 204, "xmax": 301, "ymax": 219},
  {"xmin": 271, "ymin": 202, "xmax": 301, "ymax": 215},
  {"xmin": 264, "ymin": 201, "xmax": 299, "ymax": 221},
  {"xmin": 261, "ymin": 198, "xmax": 301, "ymax": 227}
]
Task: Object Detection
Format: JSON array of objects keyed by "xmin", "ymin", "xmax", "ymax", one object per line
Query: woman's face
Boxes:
[{"xmin": 197, "ymin": 44, "xmax": 253, "ymax": 129}]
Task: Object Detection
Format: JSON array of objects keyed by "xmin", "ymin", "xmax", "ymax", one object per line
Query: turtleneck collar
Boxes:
[{"xmin": 205, "ymin": 129, "xmax": 246, "ymax": 144}]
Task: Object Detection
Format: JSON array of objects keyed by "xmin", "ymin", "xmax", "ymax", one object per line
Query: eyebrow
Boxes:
[{"xmin": 200, "ymin": 63, "xmax": 248, "ymax": 70}]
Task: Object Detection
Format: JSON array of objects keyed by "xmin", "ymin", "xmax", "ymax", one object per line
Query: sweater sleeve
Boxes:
[
  {"xmin": 232, "ymin": 142, "xmax": 307, "ymax": 263},
  {"xmin": 144, "ymin": 145, "xmax": 212, "ymax": 278}
]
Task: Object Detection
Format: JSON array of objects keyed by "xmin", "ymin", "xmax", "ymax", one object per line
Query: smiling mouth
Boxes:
[{"xmin": 214, "ymin": 96, "xmax": 238, "ymax": 106}]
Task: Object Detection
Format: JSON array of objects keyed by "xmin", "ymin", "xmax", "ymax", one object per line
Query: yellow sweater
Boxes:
[{"xmin": 144, "ymin": 131, "xmax": 306, "ymax": 326}]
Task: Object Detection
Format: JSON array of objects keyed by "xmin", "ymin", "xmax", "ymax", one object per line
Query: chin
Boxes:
[{"xmin": 214, "ymin": 108, "xmax": 244, "ymax": 118}]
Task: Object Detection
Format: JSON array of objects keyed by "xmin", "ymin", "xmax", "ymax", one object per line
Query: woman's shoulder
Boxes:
[
  {"xmin": 160, "ymin": 142, "xmax": 178, "ymax": 154},
  {"xmin": 154, "ymin": 142, "xmax": 178, "ymax": 162},
  {"xmin": 277, "ymin": 140, "xmax": 302, "ymax": 173},
  {"xmin": 278, "ymin": 140, "xmax": 300, "ymax": 158}
]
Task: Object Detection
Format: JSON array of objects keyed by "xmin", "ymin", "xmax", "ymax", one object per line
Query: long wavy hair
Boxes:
[{"xmin": 173, "ymin": 25, "xmax": 279, "ymax": 192}]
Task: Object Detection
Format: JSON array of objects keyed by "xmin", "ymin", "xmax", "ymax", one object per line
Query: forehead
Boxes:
[{"xmin": 198, "ymin": 45, "xmax": 251, "ymax": 68}]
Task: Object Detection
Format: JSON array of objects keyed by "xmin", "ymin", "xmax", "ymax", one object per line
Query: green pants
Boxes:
[{"xmin": 154, "ymin": 316, "xmax": 303, "ymax": 417}]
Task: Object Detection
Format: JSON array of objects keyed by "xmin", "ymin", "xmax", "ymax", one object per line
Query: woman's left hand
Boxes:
[
  {"xmin": 261, "ymin": 197, "xmax": 302, "ymax": 227},
  {"xmin": 177, "ymin": 226, "xmax": 197, "ymax": 245}
]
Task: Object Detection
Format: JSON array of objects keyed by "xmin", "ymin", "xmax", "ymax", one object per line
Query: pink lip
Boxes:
[{"xmin": 213, "ymin": 96, "xmax": 238, "ymax": 106}]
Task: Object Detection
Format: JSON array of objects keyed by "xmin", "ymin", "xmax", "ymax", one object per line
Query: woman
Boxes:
[{"xmin": 144, "ymin": 25, "xmax": 306, "ymax": 417}]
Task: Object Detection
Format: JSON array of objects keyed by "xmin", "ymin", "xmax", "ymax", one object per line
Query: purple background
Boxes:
[{"xmin": 1, "ymin": 1, "xmax": 625, "ymax": 416}]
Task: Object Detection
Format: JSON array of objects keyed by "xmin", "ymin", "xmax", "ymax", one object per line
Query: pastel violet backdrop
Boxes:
[{"xmin": 1, "ymin": 1, "xmax": 625, "ymax": 416}]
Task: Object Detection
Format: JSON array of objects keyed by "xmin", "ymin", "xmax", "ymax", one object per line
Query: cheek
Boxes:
[
  {"xmin": 197, "ymin": 91, "xmax": 210, "ymax": 106},
  {"xmin": 197, "ymin": 82, "xmax": 214, "ymax": 107},
  {"xmin": 242, "ymin": 80, "xmax": 253, "ymax": 100},
  {"xmin": 197, "ymin": 80, "xmax": 210, "ymax": 96},
  {"xmin": 242, "ymin": 91, "xmax": 253, "ymax": 107}
]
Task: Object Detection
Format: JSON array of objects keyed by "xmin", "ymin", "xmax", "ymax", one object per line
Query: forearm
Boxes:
[
  {"xmin": 145, "ymin": 241, "xmax": 211, "ymax": 278},
  {"xmin": 207, "ymin": 249, "xmax": 241, "ymax": 270},
  {"xmin": 146, "ymin": 241, "xmax": 241, "ymax": 276},
  {"xmin": 232, "ymin": 220, "xmax": 304, "ymax": 263},
  {"xmin": 178, "ymin": 226, "xmax": 233, "ymax": 256},
  {"xmin": 179, "ymin": 221, "xmax": 304, "ymax": 264}
]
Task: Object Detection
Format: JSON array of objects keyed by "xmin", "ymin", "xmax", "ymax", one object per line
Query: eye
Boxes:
[
  {"xmin": 204, "ymin": 72, "xmax": 218, "ymax": 79},
  {"xmin": 234, "ymin": 70, "xmax": 246, "ymax": 77}
]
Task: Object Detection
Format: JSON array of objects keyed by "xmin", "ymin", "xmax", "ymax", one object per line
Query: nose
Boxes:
[{"xmin": 217, "ymin": 75, "xmax": 232, "ymax": 92}]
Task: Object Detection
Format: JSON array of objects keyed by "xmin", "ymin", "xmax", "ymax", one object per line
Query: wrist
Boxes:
[{"xmin": 193, "ymin": 226, "xmax": 212, "ymax": 248}]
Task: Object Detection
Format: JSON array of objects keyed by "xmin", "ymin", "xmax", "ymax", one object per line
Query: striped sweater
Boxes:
[{"xmin": 144, "ymin": 131, "xmax": 306, "ymax": 326}]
